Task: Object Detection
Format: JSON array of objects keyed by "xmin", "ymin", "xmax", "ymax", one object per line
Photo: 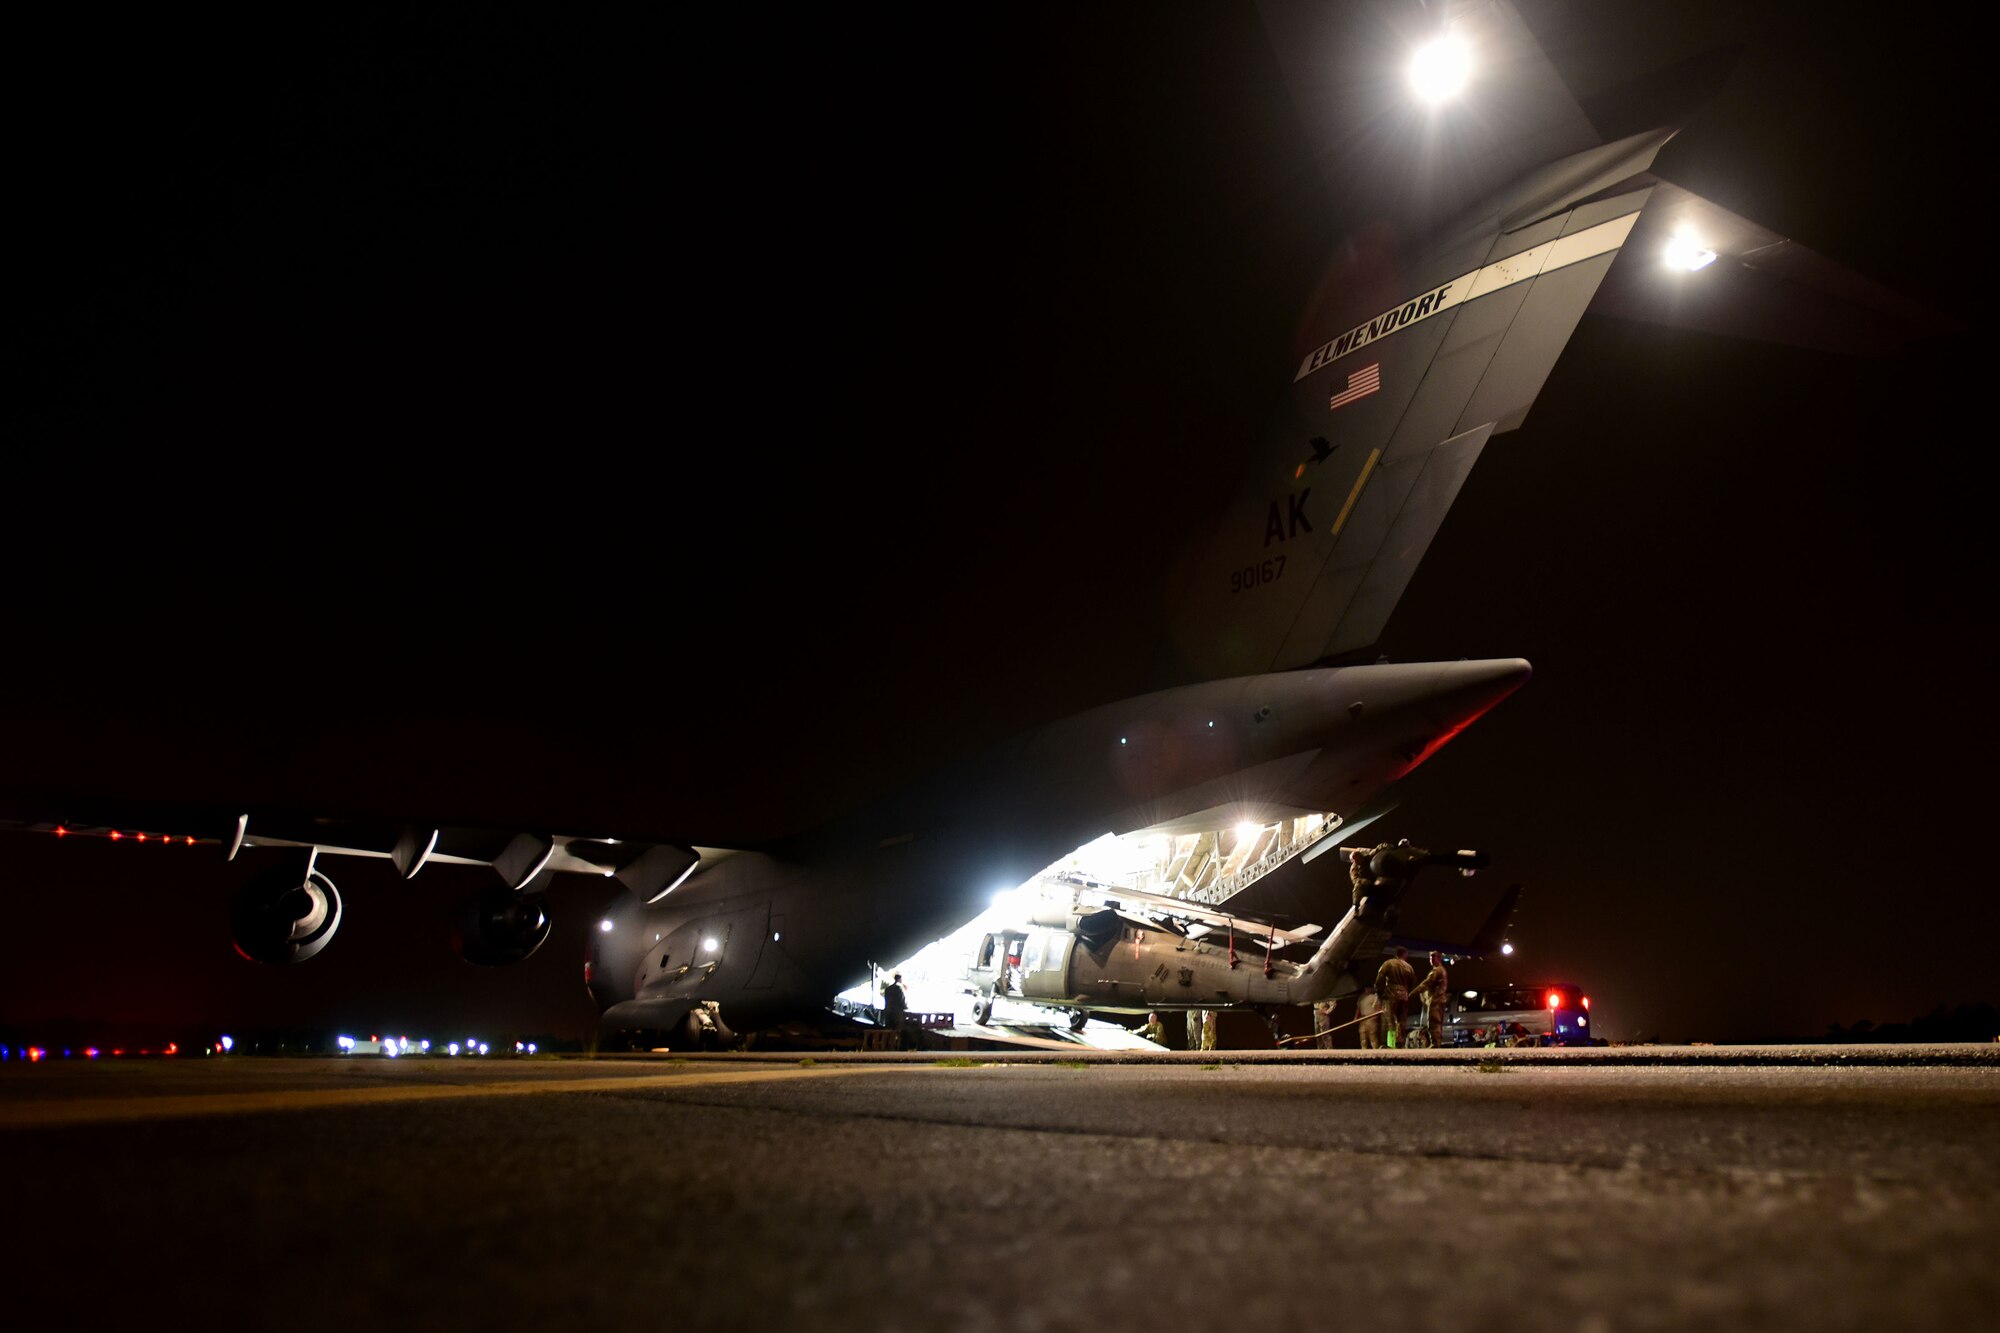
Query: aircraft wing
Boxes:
[{"xmin": 1, "ymin": 807, "xmax": 716, "ymax": 903}]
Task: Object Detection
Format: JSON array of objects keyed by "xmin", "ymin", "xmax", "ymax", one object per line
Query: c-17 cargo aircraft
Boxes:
[{"xmin": 1, "ymin": 3, "xmax": 1947, "ymax": 1048}]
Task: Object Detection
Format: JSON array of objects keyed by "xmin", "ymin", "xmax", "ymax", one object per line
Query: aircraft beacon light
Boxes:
[
  {"xmin": 1408, "ymin": 33, "xmax": 1471, "ymax": 104},
  {"xmin": 1664, "ymin": 228, "xmax": 1717, "ymax": 271}
]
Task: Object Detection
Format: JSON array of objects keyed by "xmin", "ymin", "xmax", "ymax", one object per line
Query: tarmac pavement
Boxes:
[{"xmin": 4, "ymin": 1048, "xmax": 1995, "ymax": 1331}]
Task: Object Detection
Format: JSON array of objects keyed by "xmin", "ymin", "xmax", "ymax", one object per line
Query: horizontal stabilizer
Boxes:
[{"xmin": 1589, "ymin": 181, "xmax": 1958, "ymax": 354}]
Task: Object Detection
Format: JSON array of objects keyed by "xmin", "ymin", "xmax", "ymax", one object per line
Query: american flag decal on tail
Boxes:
[{"xmin": 1328, "ymin": 362, "xmax": 1380, "ymax": 412}]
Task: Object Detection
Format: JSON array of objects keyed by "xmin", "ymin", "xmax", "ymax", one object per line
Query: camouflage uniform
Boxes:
[
  {"xmin": 1139, "ymin": 1013, "xmax": 1166, "ymax": 1045},
  {"xmin": 1355, "ymin": 990, "xmax": 1385, "ymax": 1049},
  {"xmin": 1417, "ymin": 961, "xmax": 1448, "ymax": 1049},
  {"xmin": 1200, "ymin": 1009, "xmax": 1219, "ymax": 1052},
  {"xmin": 1312, "ymin": 999, "xmax": 1339, "ymax": 1050},
  {"xmin": 1373, "ymin": 953, "xmax": 1416, "ymax": 1048},
  {"xmin": 1186, "ymin": 1010, "xmax": 1204, "ymax": 1051},
  {"xmin": 1349, "ymin": 844, "xmax": 1390, "ymax": 913}
]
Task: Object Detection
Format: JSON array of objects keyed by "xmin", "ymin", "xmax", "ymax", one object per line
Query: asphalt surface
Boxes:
[{"xmin": 6, "ymin": 1049, "xmax": 1997, "ymax": 1331}]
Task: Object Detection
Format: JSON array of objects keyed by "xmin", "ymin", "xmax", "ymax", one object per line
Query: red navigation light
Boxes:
[
  {"xmin": 137, "ymin": 833, "xmax": 148, "ymax": 842},
  {"xmin": 27, "ymin": 1046, "xmax": 45, "ymax": 1063},
  {"xmin": 109, "ymin": 830, "xmax": 123, "ymax": 840},
  {"xmin": 1546, "ymin": 990, "xmax": 1562, "ymax": 1010},
  {"xmin": 185, "ymin": 836, "xmax": 196, "ymax": 845},
  {"xmin": 84, "ymin": 1047, "xmax": 100, "ymax": 1059},
  {"xmin": 55, "ymin": 826, "xmax": 67, "ymax": 837},
  {"xmin": 1582, "ymin": 996, "xmax": 1590, "ymax": 1010},
  {"xmin": 164, "ymin": 1042, "xmax": 178, "ymax": 1056}
]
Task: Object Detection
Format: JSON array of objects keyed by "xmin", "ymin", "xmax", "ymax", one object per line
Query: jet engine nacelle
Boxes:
[
  {"xmin": 450, "ymin": 884, "xmax": 552, "ymax": 966},
  {"xmin": 230, "ymin": 865, "xmax": 342, "ymax": 964}
]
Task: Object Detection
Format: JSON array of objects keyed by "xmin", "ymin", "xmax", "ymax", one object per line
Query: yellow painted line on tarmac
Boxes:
[{"xmin": 0, "ymin": 1064, "xmax": 921, "ymax": 1132}]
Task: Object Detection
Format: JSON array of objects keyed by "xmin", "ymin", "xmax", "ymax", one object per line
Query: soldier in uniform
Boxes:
[
  {"xmin": 1186, "ymin": 1010, "xmax": 1204, "ymax": 1051},
  {"xmin": 1348, "ymin": 844, "xmax": 1389, "ymax": 914},
  {"xmin": 1373, "ymin": 946, "xmax": 1417, "ymax": 1048},
  {"xmin": 1355, "ymin": 988, "xmax": 1385, "ymax": 1049},
  {"xmin": 1200, "ymin": 1008, "xmax": 1219, "ymax": 1052},
  {"xmin": 1139, "ymin": 1011, "xmax": 1166, "ymax": 1045},
  {"xmin": 1312, "ymin": 998, "xmax": 1339, "ymax": 1049},
  {"xmin": 882, "ymin": 972, "xmax": 909, "ymax": 1048},
  {"xmin": 1416, "ymin": 950, "xmax": 1449, "ymax": 1050}
]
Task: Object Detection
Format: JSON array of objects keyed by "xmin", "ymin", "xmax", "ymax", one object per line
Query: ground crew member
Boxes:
[
  {"xmin": 1312, "ymin": 998, "xmax": 1339, "ymax": 1049},
  {"xmin": 1373, "ymin": 947, "xmax": 1416, "ymax": 1048},
  {"xmin": 1356, "ymin": 988, "xmax": 1385, "ymax": 1049},
  {"xmin": 1139, "ymin": 1012, "xmax": 1166, "ymax": 1045},
  {"xmin": 1348, "ymin": 844, "xmax": 1389, "ymax": 914},
  {"xmin": 1200, "ymin": 1009, "xmax": 1219, "ymax": 1052},
  {"xmin": 1186, "ymin": 1010, "xmax": 1203, "ymax": 1050},
  {"xmin": 1417, "ymin": 950, "xmax": 1449, "ymax": 1049},
  {"xmin": 882, "ymin": 972, "xmax": 908, "ymax": 1048}
]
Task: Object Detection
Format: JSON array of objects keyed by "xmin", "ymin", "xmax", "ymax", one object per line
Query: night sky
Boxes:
[{"xmin": 4, "ymin": 3, "xmax": 1990, "ymax": 1043}]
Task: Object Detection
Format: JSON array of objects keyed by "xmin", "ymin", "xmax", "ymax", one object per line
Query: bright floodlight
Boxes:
[
  {"xmin": 702, "ymin": 937, "xmax": 720, "ymax": 953},
  {"xmin": 1500, "ymin": 942, "xmax": 1514, "ymax": 956},
  {"xmin": 1234, "ymin": 821, "xmax": 1260, "ymax": 841},
  {"xmin": 1664, "ymin": 229, "xmax": 1717, "ymax": 271},
  {"xmin": 598, "ymin": 918, "xmax": 615, "ymax": 933},
  {"xmin": 1409, "ymin": 33, "xmax": 1471, "ymax": 104}
]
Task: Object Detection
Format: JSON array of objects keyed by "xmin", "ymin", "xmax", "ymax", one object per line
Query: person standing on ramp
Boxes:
[{"xmin": 883, "ymin": 972, "xmax": 908, "ymax": 1048}]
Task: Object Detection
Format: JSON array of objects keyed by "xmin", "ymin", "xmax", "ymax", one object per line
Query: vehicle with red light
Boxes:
[{"xmin": 1449, "ymin": 983, "xmax": 1596, "ymax": 1046}]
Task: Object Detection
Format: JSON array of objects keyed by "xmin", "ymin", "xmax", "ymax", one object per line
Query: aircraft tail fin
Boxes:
[{"xmin": 1154, "ymin": 131, "xmax": 1671, "ymax": 686}]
